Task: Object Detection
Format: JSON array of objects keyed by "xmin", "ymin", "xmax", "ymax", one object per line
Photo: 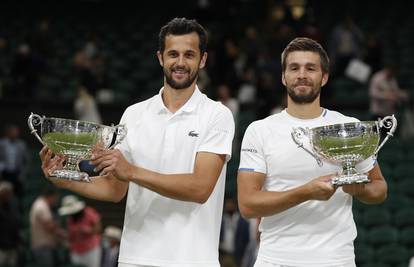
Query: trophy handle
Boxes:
[
  {"xmin": 108, "ymin": 124, "xmax": 127, "ymax": 149},
  {"xmin": 291, "ymin": 127, "xmax": 323, "ymax": 167},
  {"xmin": 27, "ymin": 113, "xmax": 45, "ymax": 145},
  {"xmin": 374, "ymin": 115, "xmax": 398, "ymax": 155}
]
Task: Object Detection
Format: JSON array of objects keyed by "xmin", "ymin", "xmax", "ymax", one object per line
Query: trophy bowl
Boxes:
[
  {"xmin": 28, "ymin": 113, "xmax": 127, "ymax": 182},
  {"xmin": 291, "ymin": 115, "xmax": 397, "ymax": 185}
]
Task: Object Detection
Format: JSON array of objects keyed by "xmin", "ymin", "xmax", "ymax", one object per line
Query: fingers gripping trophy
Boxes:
[
  {"xmin": 28, "ymin": 113, "xmax": 127, "ymax": 182},
  {"xmin": 291, "ymin": 115, "xmax": 397, "ymax": 186}
]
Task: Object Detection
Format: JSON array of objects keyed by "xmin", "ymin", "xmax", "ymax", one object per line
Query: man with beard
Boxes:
[
  {"xmin": 237, "ymin": 37, "xmax": 387, "ymax": 267},
  {"xmin": 39, "ymin": 18, "xmax": 235, "ymax": 267}
]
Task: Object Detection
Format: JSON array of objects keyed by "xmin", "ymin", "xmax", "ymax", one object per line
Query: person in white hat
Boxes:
[
  {"xmin": 102, "ymin": 226, "xmax": 122, "ymax": 267},
  {"xmin": 59, "ymin": 195, "xmax": 102, "ymax": 267}
]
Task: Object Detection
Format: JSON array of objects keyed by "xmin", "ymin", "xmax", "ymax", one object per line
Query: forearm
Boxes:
[
  {"xmin": 239, "ymin": 186, "xmax": 311, "ymax": 218},
  {"xmin": 354, "ymin": 179, "xmax": 387, "ymax": 204},
  {"xmin": 52, "ymin": 175, "xmax": 128, "ymax": 202},
  {"xmin": 128, "ymin": 166, "xmax": 212, "ymax": 204}
]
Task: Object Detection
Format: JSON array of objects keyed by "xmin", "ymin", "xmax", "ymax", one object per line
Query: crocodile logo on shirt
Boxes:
[{"xmin": 188, "ymin": 130, "xmax": 199, "ymax": 137}]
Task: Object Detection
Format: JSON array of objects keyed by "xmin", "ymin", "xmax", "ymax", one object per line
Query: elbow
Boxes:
[
  {"xmin": 238, "ymin": 204, "xmax": 258, "ymax": 219},
  {"xmin": 111, "ymin": 195, "xmax": 125, "ymax": 203},
  {"xmin": 193, "ymin": 190, "xmax": 211, "ymax": 204}
]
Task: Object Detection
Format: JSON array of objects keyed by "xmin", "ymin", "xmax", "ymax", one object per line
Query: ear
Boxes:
[
  {"xmin": 321, "ymin": 73, "xmax": 329, "ymax": 87},
  {"xmin": 157, "ymin": 51, "xmax": 163, "ymax": 67},
  {"xmin": 281, "ymin": 72, "xmax": 286, "ymax": 86},
  {"xmin": 199, "ymin": 52, "xmax": 208, "ymax": 69}
]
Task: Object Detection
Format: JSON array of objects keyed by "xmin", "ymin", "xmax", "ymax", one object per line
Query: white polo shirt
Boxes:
[
  {"xmin": 239, "ymin": 109, "xmax": 375, "ymax": 267},
  {"xmin": 116, "ymin": 87, "xmax": 235, "ymax": 267}
]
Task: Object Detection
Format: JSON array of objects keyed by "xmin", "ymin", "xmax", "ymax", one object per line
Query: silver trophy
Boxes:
[
  {"xmin": 28, "ymin": 113, "xmax": 127, "ymax": 182},
  {"xmin": 291, "ymin": 115, "xmax": 397, "ymax": 185}
]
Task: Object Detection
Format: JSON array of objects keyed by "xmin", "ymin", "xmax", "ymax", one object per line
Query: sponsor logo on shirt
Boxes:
[
  {"xmin": 241, "ymin": 148, "xmax": 258, "ymax": 153},
  {"xmin": 188, "ymin": 130, "xmax": 199, "ymax": 137}
]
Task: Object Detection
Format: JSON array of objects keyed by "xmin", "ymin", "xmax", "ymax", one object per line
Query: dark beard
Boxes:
[
  {"xmin": 286, "ymin": 81, "xmax": 321, "ymax": 104},
  {"xmin": 164, "ymin": 68, "xmax": 199, "ymax": 90}
]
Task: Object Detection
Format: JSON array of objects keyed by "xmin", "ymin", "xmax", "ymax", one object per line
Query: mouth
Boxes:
[
  {"xmin": 172, "ymin": 69, "xmax": 189, "ymax": 79},
  {"xmin": 294, "ymin": 84, "xmax": 312, "ymax": 91}
]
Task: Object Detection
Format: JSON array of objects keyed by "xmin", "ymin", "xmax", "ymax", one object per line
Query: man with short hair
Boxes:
[
  {"xmin": 40, "ymin": 17, "xmax": 235, "ymax": 267},
  {"xmin": 237, "ymin": 37, "xmax": 388, "ymax": 267}
]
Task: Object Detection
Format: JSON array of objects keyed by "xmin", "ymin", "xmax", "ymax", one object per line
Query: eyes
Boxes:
[
  {"xmin": 166, "ymin": 50, "xmax": 197, "ymax": 59},
  {"xmin": 288, "ymin": 64, "xmax": 318, "ymax": 72}
]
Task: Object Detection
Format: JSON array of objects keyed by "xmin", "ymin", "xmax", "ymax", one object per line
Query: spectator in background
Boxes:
[
  {"xmin": 0, "ymin": 181, "xmax": 20, "ymax": 267},
  {"xmin": 58, "ymin": 195, "xmax": 102, "ymax": 267},
  {"xmin": 101, "ymin": 225, "xmax": 122, "ymax": 267},
  {"xmin": 369, "ymin": 65, "xmax": 409, "ymax": 119},
  {"xmin": 0, "ymin": 124, "xmax": 29, "ymax": 200},
  {"xmin": 30, "ymin": 187, "xmax": 66, "ymax": 267},
  {"xmin": 329, "ymin": 15, "xmax": 364, "ymax": 78},
  {"xmin": 220, "ymin": 196, "xmax": 238, "ymax": 267},
  {"xmin": 217, "ymin": 84, "xmax": 239, "ymax": 120},
  {"xmin": 220, "ymin": 195, "xmax": 250, "ymax": 267},
  {"xmin": 363, "ymin": 33, "xmax": 383, "ymax": 75},
  {"xmin": 11, "ymin": 43, "xmax": 41, "ymax": 98},
  {"xmin": 238, "ymin": 67, "xmax": 257, "ymax": 108},
  {"xmin": 74, "ymin": 85, "xmax": 102, "ymax": 124}
]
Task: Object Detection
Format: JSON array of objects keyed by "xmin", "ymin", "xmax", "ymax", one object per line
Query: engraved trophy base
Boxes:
[
  {"xmin": 332, "ymin": 174, "xmax": 370, "ymax": 186},
  {"xmin": 52, "ymin": 169, "xmax": 91, "ymax": 183}
]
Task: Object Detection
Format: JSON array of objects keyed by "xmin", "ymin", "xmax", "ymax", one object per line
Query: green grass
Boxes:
[
  {"xmin": 314, "ymin": 135, "xmax": 379, "ymax": 159},
  {"xmin": 43, "ymin": 132, "xmax": 98, "ymax": 154}
]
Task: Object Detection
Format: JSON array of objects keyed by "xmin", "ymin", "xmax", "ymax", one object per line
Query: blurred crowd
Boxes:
[{"xmin": 0, "ymin": 0, "xmax": 414, "ymax": 267}]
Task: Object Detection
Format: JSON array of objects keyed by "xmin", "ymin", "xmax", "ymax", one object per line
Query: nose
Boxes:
[
  {"xmin": 298, "ymin": 67, "xmax": 307, "ymax": 78},
  {"xmin": 176, "ymin": 55, "xmax": 185, "ymax": 67}
]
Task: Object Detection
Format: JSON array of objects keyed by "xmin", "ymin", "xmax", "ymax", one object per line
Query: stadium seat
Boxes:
[
  {"xmin": 360, "ymin": 263, "xmax": 390, "ymax": 267},
  {"xmin": 395, "ymin": 208, "xmax": 414, "ymax": 228},
  {"xmin": 362, "ymin": 208, "xmax": 392, "ymax": 227},
  {"xmin": 378, "ymin": 194, "xmax": 411, "ymax": 213},
  {"xmin": 367, "ymin": 226, "xmax": 399, "ymax": 247},
  {"xmin": 376, "ymin": 244, "xmax": 409, "ymax": 265},
  {"xmin": 354, "ymin": 243, "xmax": 375, "ymax": 265},
  {"xmin": 399, "ymin": 227, "xmax": 414, "ymax": 247}
]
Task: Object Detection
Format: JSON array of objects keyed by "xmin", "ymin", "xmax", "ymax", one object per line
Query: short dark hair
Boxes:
[
  {"xmin": 281, "ymin": 37, "xmax": 330, "ymax": 74},
  {"xmin": 158, "ymin": 17, "xmax": 208, "ymax": 54}
]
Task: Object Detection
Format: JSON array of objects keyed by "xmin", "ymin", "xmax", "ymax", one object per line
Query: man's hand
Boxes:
[
  {"xmin": 342, "ymin": 183, "xmax": 366, "ymax": 197},
  {"xmin": 39, "ymin": 146, "xmax": 66, "ymax": 178},
  {"xmin": 90, "ymin": 149, "xmax": 134, "ymax": 182},
  {"xmin": 304, "ymin": 174, "xmax": 337, "ymax": 201}
]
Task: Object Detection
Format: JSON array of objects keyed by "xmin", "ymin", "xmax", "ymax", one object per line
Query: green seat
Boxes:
[
  {"xmin": 360, "ymin": 263, "xmax": 390, "ymax": 267},
  {"xmin": 394, "ymin": 209, "xmax": 414, "ymax": 228},
  {"xmin": 399, "ymin": 227, "xmax": 414, "ymax": 247},
  {"xmin": 393, "ymin": 162, "xmax": 414, "ymax": 181},
  {"xmin": 367, "ymin": 226, "xmax": 399, "ymax": 247},
  {"xmin": 237, "ymin": 110, "xmax": 256, "ymax": 142},
  {"xmin": 378, "ymin": 194, "xmax": 411, "ymax": 213},
  {"xmin": 355, "ymin": 243, "xmax": 375, "ymax": 265},
  {"xmin": 376, "ymin": 244, "xmax": 409, "ymax": 265},
  {"xmin": 362, "ymin": 208, "xmax": 392, "ymax": 227},
  {"xmin": 398, "ymin": 180, "xmax": 414, "ymax": 198}
]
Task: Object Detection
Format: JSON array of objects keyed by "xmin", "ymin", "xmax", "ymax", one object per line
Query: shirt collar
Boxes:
[{"xmin": 155, "ymin": 86, "xmax": 202, "ymax": 114}]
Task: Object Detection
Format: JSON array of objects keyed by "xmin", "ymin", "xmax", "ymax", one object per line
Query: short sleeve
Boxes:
[
  {"xmin": 355, "ymin": 156, "xmax": 376, "ymax": 174},
  {"xmin": 198, "ymin": 105, "xmax": 235, "ymax": 162},
  {"xmin": 115, "ymin": 109, "xmax": 133, "ymax": 163},
  {"xmin": 238, "ymin": 123, "xmax": 266, "ymax": 174}
]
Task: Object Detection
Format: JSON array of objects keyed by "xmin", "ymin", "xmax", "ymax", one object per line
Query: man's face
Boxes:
[
  {"xmin": 157, "ymin": 32, "xmax": 207, "ymax": 90},
  {"xmin": 282, "ymin": 51, "xmax": 328, "ymax": 104}
]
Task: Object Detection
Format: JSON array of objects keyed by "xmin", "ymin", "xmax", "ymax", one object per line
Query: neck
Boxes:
[
  {"xmin": 286, "ymin": 96, "xmax": 323, "ymax": 119},
  {"xmin": 162, "ymin": 83, "xmax": 196, "ymax": 113}
]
